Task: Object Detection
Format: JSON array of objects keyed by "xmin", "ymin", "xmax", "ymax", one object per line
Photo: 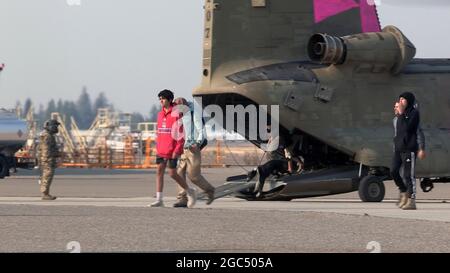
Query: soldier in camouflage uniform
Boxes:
[{"xmin": 38, "ymin": 119, "xmax": 60, "ymax": 200}]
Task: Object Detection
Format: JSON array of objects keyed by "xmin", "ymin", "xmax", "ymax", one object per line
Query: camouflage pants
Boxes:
[
  {"xmin": 176, "ymin": 148, "xmax": 214, "ymax": 202},
  {"xmin": 40, "ymin": 162, "xmax": 56, "ymax": 194}
]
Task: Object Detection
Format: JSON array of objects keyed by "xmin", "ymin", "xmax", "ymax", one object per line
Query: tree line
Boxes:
[{"xmin": 16, "ymin": 87, "xmax": 160, "ymax": 130}]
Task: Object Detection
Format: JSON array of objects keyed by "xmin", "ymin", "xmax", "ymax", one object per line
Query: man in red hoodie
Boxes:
[{"xmin": 150, "ymin": 89, "xmax": 197, "ymax": 208}]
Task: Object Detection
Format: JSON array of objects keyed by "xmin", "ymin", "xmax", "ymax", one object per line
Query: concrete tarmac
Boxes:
[{"xmin": 1, "ymin": 167, "xmax": 450, "ymax": 252}]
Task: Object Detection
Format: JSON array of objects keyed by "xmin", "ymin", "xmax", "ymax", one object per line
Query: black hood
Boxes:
[{"xmin": 399, "ymin": 92, "xmax": 416, "ymax": 110}]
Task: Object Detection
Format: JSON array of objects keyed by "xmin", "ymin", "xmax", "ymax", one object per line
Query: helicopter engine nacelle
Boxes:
[{"xmin": 307, "ymin": 25, "xmax": 416, "ymax": 75}]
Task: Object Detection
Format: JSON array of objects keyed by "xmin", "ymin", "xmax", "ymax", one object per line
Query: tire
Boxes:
[
  {"xmin": 0, "ymin": 155, "xmax": 8, "ymax": 179},
  {"xmin": 358, "ymin": 175, "xmax": 385, "ymax": 202}
]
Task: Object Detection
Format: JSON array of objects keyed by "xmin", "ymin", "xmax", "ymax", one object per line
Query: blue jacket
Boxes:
[{"xmin": 181, "ymin": 102, "xmax": 206, "ymax": 149}]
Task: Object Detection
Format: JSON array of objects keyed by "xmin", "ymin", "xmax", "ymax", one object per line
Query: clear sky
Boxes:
[{"xmin": 1, "ymin": 0, "xmax": 449, "ymax": 114}]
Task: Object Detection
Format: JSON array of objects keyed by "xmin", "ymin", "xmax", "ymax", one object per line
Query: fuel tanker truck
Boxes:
[{"xmin": 0, "ymin": 64, "xmax": 29, "ymax": 178}]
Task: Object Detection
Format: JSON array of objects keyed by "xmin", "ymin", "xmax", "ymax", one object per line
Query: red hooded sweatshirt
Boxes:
[{"xmin": 156, "ymin": 104, "xmax": 184, "ymax": 158}]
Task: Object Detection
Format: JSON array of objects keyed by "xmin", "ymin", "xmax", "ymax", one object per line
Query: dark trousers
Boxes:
[
  {"xmin": 391, "ymin": 151, "xmax": 417, "ymax": 199},
  {"xmin": 255, "ymin": 160, "xmax": 288, "ymax": 194}
]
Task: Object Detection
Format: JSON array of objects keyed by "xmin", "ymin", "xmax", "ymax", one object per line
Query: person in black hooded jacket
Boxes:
[{"xmin": 391, "ymin": 92, "xmax": 420, "ymax": 210}]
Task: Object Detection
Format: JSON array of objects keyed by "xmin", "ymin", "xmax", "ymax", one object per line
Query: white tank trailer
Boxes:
[{"xmin": 0, "ymin": 109, "xmax": 28, "ymax": 178}]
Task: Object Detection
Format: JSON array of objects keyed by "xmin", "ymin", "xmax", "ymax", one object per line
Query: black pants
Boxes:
[
  {"xmin": 391, "ymin": 151, "xmax": 417, "ymax": 198},
  {"xmin": 255, "ymin": 160, "xmax": 288, "ymax": 194}
]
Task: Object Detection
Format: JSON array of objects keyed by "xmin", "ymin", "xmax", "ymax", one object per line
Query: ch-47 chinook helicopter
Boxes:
[{"xmin": 193, "ymin": 0, "xmax": 450, "ymax": 202}]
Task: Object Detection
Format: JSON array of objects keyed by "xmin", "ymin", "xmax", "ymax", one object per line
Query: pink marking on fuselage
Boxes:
[
  {"xmin": 314, "ymin": 0, "xmax": 381, "ymax": 33},
  {"xmin": 314, "ymin": 0, "xmax": 359, "ymax": 23},
  {"xmin": 359, "ymin": 0, "xmax": 381, "ymax": 32}
]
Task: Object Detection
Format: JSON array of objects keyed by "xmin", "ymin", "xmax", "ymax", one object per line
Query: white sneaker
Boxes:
[
  {"xmin": 186, "ymin": 188, "xmax": 197, "ymax": 208},
  {"xmin": 148, "ymin": 200, "xmax": 164, "ymax": 207}
]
